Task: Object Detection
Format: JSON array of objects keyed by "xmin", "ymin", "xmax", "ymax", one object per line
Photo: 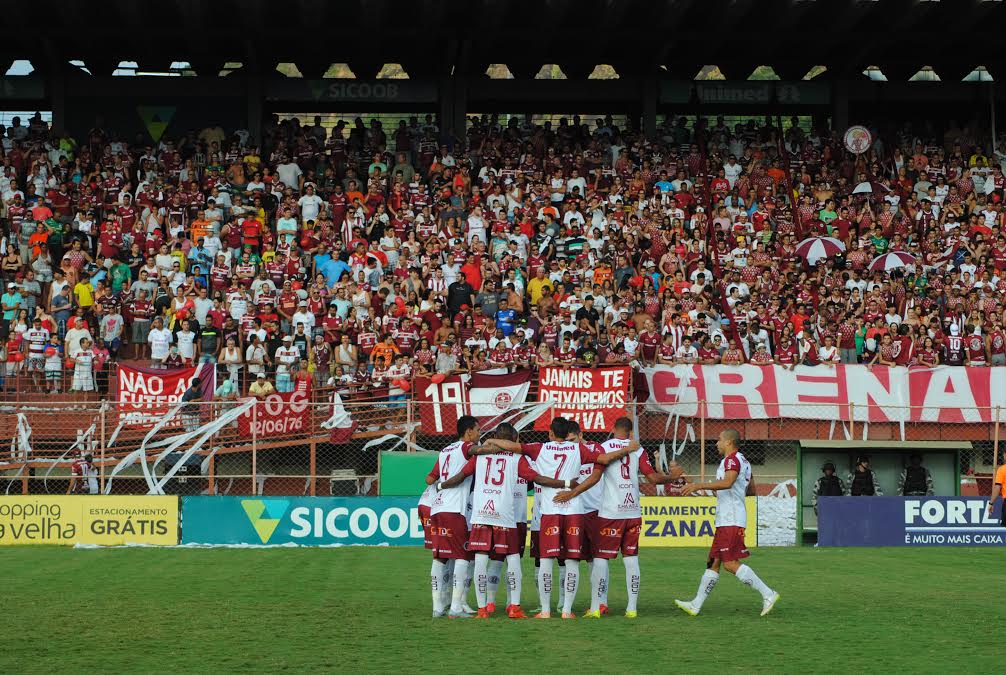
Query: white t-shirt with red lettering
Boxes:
[
  {"xmin": 459, "ymin": 452, "xmax": 537, "ymax": 528},
  {"xmin": 715, "ymin": 451, "xmax": 751, "ymax": 528},
  {"xmin": 522, "ymin": 441, "xmax": 599, "ymax": 516},
  {"xmin": 598, "ymin": 439, "xmax": 655, "ymax": 520},
  {"xmin": 428, "ymin": 440, "xmax": 475, "ymax": 516}
]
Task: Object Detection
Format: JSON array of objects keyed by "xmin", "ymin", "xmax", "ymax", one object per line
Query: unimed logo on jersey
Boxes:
[{"xmin": 241, "ymin": 499, "xmax": 290, "ymax": 544}]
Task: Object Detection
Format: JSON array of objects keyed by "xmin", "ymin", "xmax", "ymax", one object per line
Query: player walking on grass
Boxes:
[
  {"xmin": 426, "ymin": 415, "xmax": 481, "ymax": 618},
  {"xmin": 435, "ymin": 423, "xmax": 569, "ymax": 619},
  {"xmin": 555, "ymin": 416, "xmax": 683, "ymax": 618},
  {"xmin": 675, "ymin": 429, "xmax": 780, "ymax": 617}
]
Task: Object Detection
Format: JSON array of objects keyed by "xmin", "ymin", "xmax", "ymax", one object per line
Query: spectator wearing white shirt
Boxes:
[
  {"xmin": 147, "ymin": 317, "xmax": 173, "ymax": 366},
  {"xmin": 297, "ymin": 185, "xmax": 324, "ymax": 224},
  {"xmin": 292, "ymin": 301, "xmax": 316, "ymax": 335}
]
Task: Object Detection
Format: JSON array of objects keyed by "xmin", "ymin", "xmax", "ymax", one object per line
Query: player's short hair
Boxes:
[
  {"xmin": 494, "ymin": 422, "xmax": 518, "ymax": 442},
  {"xmin": 565, "ymin": 420, "xmax": 581, "ymax": 437},
  {"xmin": 549, "ymin": 417, "xmax": 568, "ymax": 439},
  {"xmin": 721, "ymin": 429, "xmax": 740, "ymax": 446},
  {"xmin": 614, "ymin": 416, "xmax": 633, "ymax": 433},
  {"xmin": 457, "ymin": 415, "xmax": 479, "ymax": 439}
]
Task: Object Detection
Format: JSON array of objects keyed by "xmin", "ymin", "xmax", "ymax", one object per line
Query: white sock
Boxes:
[
  {"xmin": 431, "ymin": 560, "xmax": 447, "ymax": 613},
  {"xmin": 474, "ymin": 554, "xmax": 490, "ymax": 609},
  {"xmin": 624, "ymin": 556, "xmax": 640, "ymax": 612},
  {"xmin": 535, "ymin": 563, "xmax": 541, "ymax": 607},
  {"xmin": 562, "ymin": 560, "xmax": 579, "ymax": 615},
  {"xmin": 538, "ymin": 558, "xmax": 553, "ymax": 613},
  {"xmin": 692, "ymin": 569, "xmax": 719, "ymax": 610},
  {"xmin": 487, "ymin": 559, "xmax": 503, "ymax": 606},
  {"xmin": 556, "ymin": 561, "xmax": 566, "ymax": 609},
  {"xmin": 590, "ymin": 558, "xmax": 609, "ymax": 613},
  {"xmin": 463, "ymin": 565, "xmax": 473, "ymax": 608},
  {"xmin": 736, "ymin": 564, "xmax": 774, "ymax": 600},
  {"xmin": 506, "ymin": 554, "xmax": 522, "ymax": 607},
  {"xmin": 442, "ymin": 559, "xmax": 455, "ymax": 607},
  {"xmin": 450, "ymin": 559, "xmax": 470, "ymax": 612}
]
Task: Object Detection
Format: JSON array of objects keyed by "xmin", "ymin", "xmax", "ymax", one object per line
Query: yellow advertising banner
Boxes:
[
  {"xmin": 638, "ymin": 496, "xmax": 758, "ymax": 547},
  {"xmin": 522, "ymin": 496, "xmax": 757, "ymax": 548},
  {"xmin": 0, "ymin": 496, "xmax": 179, "ymax": 546}
]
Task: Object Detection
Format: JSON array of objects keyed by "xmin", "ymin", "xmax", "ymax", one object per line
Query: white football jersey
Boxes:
[
  {"xmin": 714, "ymin": 451, "xmax": 751, "ymax": 528},
  {"xmin": 598, "ymin": 439, "xmax": 655, "ymax": 520},
  {"xmin": 526, "ymin": 441, "xmax": 598, "ymax": 516},
  {"xmin": 578, "ymin": 440, "xmax": 604, "ymax": 513},
  {"xmin": 469, "ymin": 452, "xmax": 534, "ymax": 528},
  {"xmin": 417, "ymin": 482, "xmax": 437, "ymax": 508},
  {"xmin": 430, "ymin": 440, "xmax": 474, "ymax": 516},
  {"xmin": 531, "ymin": 483, "xmax": 542, "ymax": 531}
]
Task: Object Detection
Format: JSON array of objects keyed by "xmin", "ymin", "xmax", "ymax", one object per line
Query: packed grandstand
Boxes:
[{"xmin": 0, "ymin": 111, "xmax": 1002, "ymax": 401}]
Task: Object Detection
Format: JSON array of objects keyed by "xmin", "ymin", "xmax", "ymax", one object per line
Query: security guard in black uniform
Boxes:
[
  {"xmin": 848, "ymin": 455, "xmax": 883, "ymax": 496},
  {"xmin": 898, "ymin": 453, "xmax": 934, "ymax": 496},
  {"xmin": 811, "ymin": 461, "xmax": 847, "ymax": 514}
]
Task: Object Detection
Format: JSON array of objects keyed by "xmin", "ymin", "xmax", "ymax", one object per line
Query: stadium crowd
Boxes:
[{"xmin": 0, "ymin": 111, "xmax": 1004, "ymax": 396}]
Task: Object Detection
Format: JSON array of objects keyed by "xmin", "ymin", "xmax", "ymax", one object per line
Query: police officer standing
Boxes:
[
  {"xmin": 898, "ymin": 453, "xmax": 934, "ymax": 496},
  {"xmin": 848, "ymin": 455, "xmax": 883, "ymax": 496},
  {"xmin": 812, "ymin": 462, "xmax": 846, "ymax": 514}
]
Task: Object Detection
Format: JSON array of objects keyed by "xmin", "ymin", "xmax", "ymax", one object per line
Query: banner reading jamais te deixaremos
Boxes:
[
  {"xmin": 535, "ymin": 366, "xmax": 631, "ymax": 432},
  {"xmin": 643, "ymin": 364, "xmax": 1006, "ymax": 423}
]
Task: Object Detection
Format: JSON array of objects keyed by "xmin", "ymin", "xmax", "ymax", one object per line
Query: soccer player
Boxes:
[
  {"xmin": 490, "ymin": 417, "xmax": 635, "ymax": 618},
  {"xmin": 675, "ymin": 429, "xmax": 780, "ymax": 617},
  {"xmin": 555, "ymin": 416, "xmax": 683, "ymax": 618},
  {"xmin": 564, "ymin": 420, "xmax": 606, "ymax": 615},
  {"xmin": 435, "ymin": 423, "xmax": 570, "ymax": 619},
  {"xmin": 425, "ymin": 415, "xmax": 481, "ymax": 618}
]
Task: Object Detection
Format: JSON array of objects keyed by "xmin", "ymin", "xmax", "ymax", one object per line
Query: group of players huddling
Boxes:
[{"xmin": 418, "ymin": 415, "xmax": 780, "ymax": 619}]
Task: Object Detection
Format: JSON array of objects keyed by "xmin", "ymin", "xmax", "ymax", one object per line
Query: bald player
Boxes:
[{"xmin": 675, "ymin": 429, "xmax": 780, "ymax": 617}]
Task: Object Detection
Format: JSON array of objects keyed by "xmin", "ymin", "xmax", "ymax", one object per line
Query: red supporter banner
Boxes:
[
  {"xmin": 415, "ymin": 374, "xmax": 466, "ymax": 435},
  {"xmin": 117, "ymin": 363, "xmax": 215, "ymax": 426},
  {"xmin": 238, "ymin": 380, "xmax": 312, "ymax": 438},
  {"xmin": 414, "ymin": 371, "xmax": 532, "ymax": 435},
  {"xmin": 643, "ymin": 364, "xmax": 1006, "ymax": 423},
  {"xmin": 535, "ymin": 366, "xmax": 631, "ymax": 432}
]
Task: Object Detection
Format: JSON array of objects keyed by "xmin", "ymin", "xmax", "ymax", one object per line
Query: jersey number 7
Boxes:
[{"xmin": 553, "ymin": 453, "xmax": 567, "ymax": 479}]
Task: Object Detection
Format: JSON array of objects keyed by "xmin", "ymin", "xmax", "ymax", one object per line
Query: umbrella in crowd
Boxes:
[
  {"xmin": 795, "ymin": 236, "xmax": 845, "ymax": 264},
  {"xmin": 852, "ymin": 180, "xmax": 891, "ymax": 196},
  {"xmin": 868, "ymin": 251, "xmax": 917, "ymax": 273}
]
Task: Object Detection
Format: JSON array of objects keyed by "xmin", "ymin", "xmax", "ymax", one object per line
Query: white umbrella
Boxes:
[
  {"xmin": 795, "ymin": 237, "xmax": 845, "ymax": 264},
  {"xmin": 868, "ymin": 251, "xmax": 916, "ymax": 273}
]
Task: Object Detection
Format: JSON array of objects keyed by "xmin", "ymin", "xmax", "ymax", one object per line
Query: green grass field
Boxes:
[{"xmin": 0, "ymin": 546, "xmax": 994, "ymax": 673}]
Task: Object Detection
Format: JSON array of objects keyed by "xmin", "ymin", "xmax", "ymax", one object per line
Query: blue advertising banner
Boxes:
[
  {"xmin": 181, "ymin": 497, "xmax": 424, "ymax": 546},
  {"xmin": 819, "ymin": 497, "xmax": 1005, "ymax": 546}
]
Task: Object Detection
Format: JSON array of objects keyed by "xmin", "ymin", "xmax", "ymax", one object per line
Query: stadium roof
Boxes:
[{"xmin": 2, "ymin": 0, "xmax": 1006, "ymax": 81}]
